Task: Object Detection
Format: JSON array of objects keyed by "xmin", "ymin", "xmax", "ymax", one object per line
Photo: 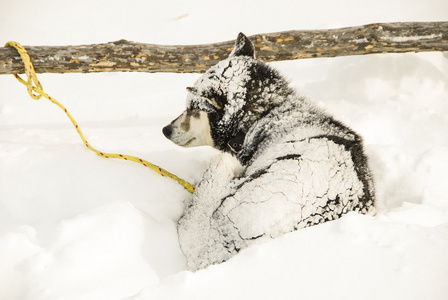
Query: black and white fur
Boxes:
[{"xmin": 163, "ymin": 33, "xmax": 375, "ymax": 271}]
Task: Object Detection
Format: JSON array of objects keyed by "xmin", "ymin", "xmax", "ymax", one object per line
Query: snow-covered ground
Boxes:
[{"xmin": 1, "ymin": 1, "xmax": 448, "ymax": 299}]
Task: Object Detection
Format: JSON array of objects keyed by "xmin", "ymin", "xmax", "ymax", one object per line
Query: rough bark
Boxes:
[{"xmin": 1, "ymin": 22, "xmax": 447, "ymax": 75}]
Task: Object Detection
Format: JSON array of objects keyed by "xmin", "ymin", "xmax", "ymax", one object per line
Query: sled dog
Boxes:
[{"xmin": 163, "ymin": 33, "xmax": 375, "ymax": 271}]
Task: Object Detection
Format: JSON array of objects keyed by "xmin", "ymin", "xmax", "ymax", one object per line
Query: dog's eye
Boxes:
[
  {"xmin": 207, "ymin": 97, "xmax": 222, "ymax": 110},
  {"xmin": 187, "ymin": 86, "xmax": 223, "ymax": 111},
  {"xmin": 189, "ymin": 98, "xmax": 218, "ymax": 113}
]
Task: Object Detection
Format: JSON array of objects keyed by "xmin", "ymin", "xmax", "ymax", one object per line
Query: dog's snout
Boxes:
[{"xmin": 162, "ymin": 125, "xmax": 173, "ymax": 138}]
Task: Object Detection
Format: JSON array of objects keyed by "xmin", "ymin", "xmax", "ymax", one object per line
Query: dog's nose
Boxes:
[{"xmin": 162, "ymin": 125, "xmax": 173, "ymax": 138}]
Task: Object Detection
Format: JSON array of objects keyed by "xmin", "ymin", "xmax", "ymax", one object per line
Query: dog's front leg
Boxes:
[{"xmin": 178, "ymin": 153, "xmax": 242, "ymax": 271}]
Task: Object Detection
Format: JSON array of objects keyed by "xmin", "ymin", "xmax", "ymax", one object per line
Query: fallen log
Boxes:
[{"xmin": 1, "ymin": 22, "xmax": 447, "ymax": 75}]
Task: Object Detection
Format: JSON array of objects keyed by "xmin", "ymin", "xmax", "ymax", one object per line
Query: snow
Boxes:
[
  {"xmin": 380, "ymin": 33, "xmax": 443, "ymax": 42},
  {"xmin": 0, "ymin": 0, "xmax": 448, "ymax": 299}
]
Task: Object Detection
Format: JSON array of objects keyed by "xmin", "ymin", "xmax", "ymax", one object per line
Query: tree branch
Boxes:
[{"xmin": 1, "ymin": 22, "xmax": 447, "ymax": 75}]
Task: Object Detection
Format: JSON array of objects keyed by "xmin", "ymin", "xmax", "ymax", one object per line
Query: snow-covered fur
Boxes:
[{"xmin": 163, "ymin": 33, "xmax": 375, "ymax": 271}]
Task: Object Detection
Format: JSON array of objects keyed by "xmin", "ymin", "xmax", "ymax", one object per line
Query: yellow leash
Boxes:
[{"xmin": 5, "ymin": 41, "xmax": 195, "ymax": 193}]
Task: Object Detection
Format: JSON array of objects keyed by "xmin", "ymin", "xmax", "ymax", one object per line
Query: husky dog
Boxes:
[{"xmin": 163, "ymin": 33, "xmax": 375, "ymax": 271}]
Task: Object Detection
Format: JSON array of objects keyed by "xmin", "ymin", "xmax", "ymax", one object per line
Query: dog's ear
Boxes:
[{"xmin": 230, "ymin": 32, "xmax": 255, "ymax": 58}]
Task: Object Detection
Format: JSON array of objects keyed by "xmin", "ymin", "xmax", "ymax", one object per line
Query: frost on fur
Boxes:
[{"xmin": 165, "ymin": 33, "xmax": 375, "ymax": 271}]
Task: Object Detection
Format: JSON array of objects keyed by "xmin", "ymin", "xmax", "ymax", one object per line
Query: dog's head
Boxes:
[{"xmin": 163, "ymin": 33, "xmax": 290, "ymax": 153}]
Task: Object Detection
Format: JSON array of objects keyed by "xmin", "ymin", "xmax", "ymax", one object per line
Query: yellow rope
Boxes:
[{"xmin": 5, "ymin": 41, "xmax": 195, "ymax": 193}]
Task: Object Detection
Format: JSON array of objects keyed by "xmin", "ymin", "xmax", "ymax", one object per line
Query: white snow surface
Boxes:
[{"xmin": 1, "ymin": 1, "xmax": 448, "ymax": 299}]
